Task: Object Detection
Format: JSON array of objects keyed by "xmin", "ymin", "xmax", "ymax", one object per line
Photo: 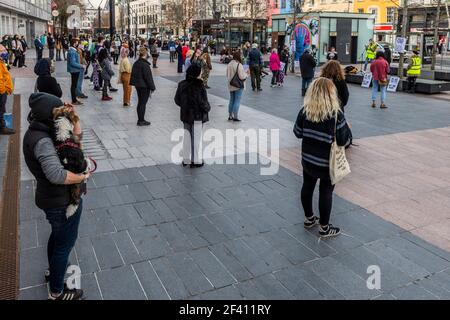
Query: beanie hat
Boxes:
[{"xmin": 28, "ymin": 93, "xmax": 63, "ymax": 122}]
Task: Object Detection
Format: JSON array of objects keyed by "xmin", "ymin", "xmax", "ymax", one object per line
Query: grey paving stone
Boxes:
[
  {"xmin": 189, "ymin": 215, "xmax": 228, "ymax": 245},
  {"xmin": 92, "ymin": 171, "xmax": 120, "ymax": 188},
  {"xmin": 126, "ymin": 183, "xmax": 153, "ymax": 202},
  {"xmin": 365, "ymin": 241, "xmax": 431, "ymax": 280},
  {"xmin": 134, "ymin": 201, "xmax": 164, "ymax": 226},
  {"xmin": 207, "ymin": 212, "xmax": 247, "ymax": 240},
  {"xmin": 225, "ymin": 211, "xmax": 261, "ymax": 236},
  {"xmin": 167, "ymin": 251, "xmax": 215, "ymax": 296},
  {"xmin": 333, "ymin": 213, "xmax": 386, "ymax": 244},
  {"xmin": 415, "ymin": 276, "xmax": 450, "ymax": 300},
  {"xmin": 85, "ymin": 208, "xmax": 116, "ymax": 237},
  {"xmin": 372, "ymin": 294, "xmax": 397, "ymax": 300},
  {"xmin": 20, "ymin": 220, "xmax": 37, "ymax": 250},
  {"xmin": 83, "ymin": 188, "xmax": 112, "ymax": 210},
  {"xmin": 96, "ymin": 265, "xmax": 147, "ymax": 300},
  {"xmin": 158, "ymin": 221, "xmax": 193, "ymax": 252},
  {"xmin": 309, "ymin": 228, "xmax": 365, "ymax": 252},
  {"xmin": 113, "ymin": 168, "xmax": 146, "ymax": 184},
  {"xmin": 199, "ymin": 285, "xmax": 243, "ymax": 300},
  {"xmin": 144, "ymin": 180, "xmax": 176, "ymax": 199},
  {"xmin": 239, "ymin": 204, "xmax": 291, "ymax": 232},
  {"xmin": 252, "ymin": 273, "xmax": 295, "ymax": 300},
  {"xmin": 331, "ymin": 246, "xmax": 413, "ymax": 293},
  {"xmin": 108, "ymin": 205, "xmax": 144, "ymax": 231},
  {"xmin": 112, "ymin": 230, "xmax": 143, "ymax": 264},
  {"xmin": 165, "ymin": 177, "xmax": 192, "ymax": 195},
  {"xmin": 175, "ymin": 219, "xmax": 210, "ymax": 249},
  {"xmin": 91, "ymin": 234, "xmax": 124, "ymax": 270},
  {"xmin": 391, "ymin": 283, "xmax": 439, "ymax": 300},
  {"xmin": 209, "ymin": 243, "xmax": 253, "ymax": 282},
  {"xmin": 74, "ymin": 237, "xmax": 100, "ymax": 275},
  {"xmin": 139, "ymin": 166, "xmax": 165, "ymax": 181},
  {"xmin": 151, "ymin": 257, "xmax": 190, "ymax": 300},
  {"xmin": 382, "ymin": 236, "xmax": 450, "ymax": 273},
  {"xmin": 190, "ymin": 192, "xmax": 223, "ymax": 213},
  {"xmin": 305, "ymin": 256, "xmax": 381, "ymax": 300},
  {"xmin": 133, "ymin": 261, "xmax": 171, "ymax": 300},
  {"xmin": 223, "ymin": 239, "xmax": 274, "ymax": 277},
  {"xmin": 262, "ymin": 230, "xmax": 318, "ymax": 265},
  {"xmin": 265, "ymin": 198, "xmax": 304, "ymax": 225},
  {"xmin": 242, "ymin": 235, "xmax": 292, "ymax": 271},
  {"xmin": 348, "ymin": 208, "xmax": 404, "ymax": 238},
  {"xmin": 274, "ymin": 265, "xmax": 336, "ymax": 300},
  {"xmin": 174, "ymin": 194, "xmax": 208, "ymax": 217},
  {"xmin": 103, "ymin": 185, "xmax": 136, "ymax": 206},
  {"xmin": 20, "ymin": 246, "xmax": 48, "ymax": 288},
  {"xmin": 19, "ymin": 284, "xmax": 48, "ymax": 300},
  {"xmin": 234, "ymin": 280, "xmax": 267, "ymax": 300},
  {"xmin": 82, "ymin": 273, "xmax": 103, "ymax": 300},
  {"xmin": 129, "ymin": 226, "xmax": 172, "ymax": 260},
  {"xmin": 150, "ymin": 199, "xmax": 178, "ymax": 223},
  {"xmin": 283, "ymin": 225, "xmax": 337, "ymax": 258},
  {"xmin": 189, "ymin": 247, "xmax": 237, "ymax": 289},
  {"xmin": 163, "ymin": 196, "xmax": 193, "ymax": 220},
  {"xmin": 400, "ymin": 232, "xmax": 450, "ymax": 262}
]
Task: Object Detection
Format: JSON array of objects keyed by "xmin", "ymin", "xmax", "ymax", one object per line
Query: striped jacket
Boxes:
[{"xmin": 293, "ymin": 108, "xmax": 352, "ymax": 179}]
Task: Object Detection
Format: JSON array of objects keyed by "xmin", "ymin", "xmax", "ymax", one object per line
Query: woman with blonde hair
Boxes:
[
  {"xmin": 118, "ymin": 44, "xmax": 132, "ymax": 106},
  {"xmin": 293, "ymin": 77, "xmax": 352, "ymax": 238},
  {"xmin": 320, "ymin": 60, "xmax": 349, "ymax": 112}
]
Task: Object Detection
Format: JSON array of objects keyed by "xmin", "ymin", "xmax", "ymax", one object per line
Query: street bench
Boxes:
[{"xmin": 345, "ymin": 73, "xmax": 450, "ymax": 94}]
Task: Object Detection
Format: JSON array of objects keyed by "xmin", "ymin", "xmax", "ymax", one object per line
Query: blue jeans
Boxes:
[
  {"xmin": 302, "ymin": 77, "xmax": 313, "ymax": 93},
  {"xmin": 228, "ymin": 89, "xmax": 244, "ymax": 117},
  {"xmin": 372, "ymin": 80, "xmax": 387, "ymax": 103},
  {"xmin": 44, "ymin": 199, "xmax": 83, "ymax": 294},
  {"xmin": 364, "ymin": 58, "xmax": 372, "ymax": 71},
  {"xmin": 76, "ymin": 71, "xmax": 84, "ymax": 97}
]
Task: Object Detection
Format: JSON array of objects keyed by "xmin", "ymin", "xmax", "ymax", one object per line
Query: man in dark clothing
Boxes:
[
  {"xmin": 383, "ymin": 45, "xmax": 392, "ymax": 66},
  {"xmin": 47, "ymin": 33, "xmax": 56, "ymax": 61},
  {"xmin": 280, "ymin": 46, "xmax": 290, "ymax": 75},
  {"xmin": 23, "ymin": 93, "xmax": 88, "ymax": 300},
  {"xmin": 248, "ymin": 43, "xmax": 263, "ymax": 91},
  {"xmin": 130, "ymin": 47, "xmax": 156, "ymax": 126},
  {"xmin": 34, "ymin": 58, "xmax": 62, "ymax": 98},
  {"xmin": 176, "ymin": 40, "xmax": 184, "ymax": 73},
  {"xmin": 34, "ymin": 36, "xmax": 44, "ymax": 61},
  {"xmin": 300, "ymin": 49, "xmax": 316, "ymax": 96},
  {"xmin": 61, "ymin": 35, "xmax": 69, "ymax": 60}
]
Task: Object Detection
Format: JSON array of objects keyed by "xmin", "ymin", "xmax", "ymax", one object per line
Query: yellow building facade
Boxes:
[{"xmin": 353, "ymin": 0, "xmax": 400, "ymax": 42}]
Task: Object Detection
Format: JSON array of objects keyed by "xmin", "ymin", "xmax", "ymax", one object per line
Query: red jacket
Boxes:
[
  {"xmin": 182, "ymin": 46, "xmax": 189, "ymax": 61},
  {"xmin": 370, "ymin": 57, "xmax": 390, "ymax": 81},
  {"xmin": 269, "ymin": 53, "xmax": 281, "ymax": 71}
]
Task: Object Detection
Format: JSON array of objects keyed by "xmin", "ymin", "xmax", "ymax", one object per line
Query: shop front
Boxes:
[{"xmin": 191, "ymin": 18, "xmax": 268, "ymax": 49}]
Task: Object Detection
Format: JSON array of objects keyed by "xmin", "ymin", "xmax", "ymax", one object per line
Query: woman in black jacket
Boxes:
[
  {"xmin": 34, "ymin": 58, "xmax": 62, "ymax": 98},
  {"xmin": 320, "ymin": 60, "xmax": 349, "ymax": 112},
  {"xmin": 175, "ymin": 63, "xmax": 210, "ymax": 168},
  {"xmin": 293, "ymin": 77, "xmax": 352, "ymax": 238},
  {"xmin": 300, "ymin": 49, "xmax": 316, "ymax": 96},
  {"xmin": 130, "ymin": 47, "xmax": 156, "ymax": 126}
]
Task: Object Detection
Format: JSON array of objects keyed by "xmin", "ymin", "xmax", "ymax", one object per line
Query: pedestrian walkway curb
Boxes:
[{"xmin": 0, "ymin": 94, "xmax": 21, "ymax": 299}]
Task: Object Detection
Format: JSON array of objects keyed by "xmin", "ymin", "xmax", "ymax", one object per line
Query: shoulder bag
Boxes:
[
  {"xmin": 230, "ymin": 63, "xmax": 245, "ymax": 89},
  {"xmin": 329, "ymin": 114, "xmax": 351, "ymax": 185}
]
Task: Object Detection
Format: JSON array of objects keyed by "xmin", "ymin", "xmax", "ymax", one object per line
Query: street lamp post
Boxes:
[
  {"xmin": 431, "ymin": 0, "xmax": 442, "ymax": 71},
  {"xmin": 398, "ymin": 0, "xmax": 408, "ymax": 84}
]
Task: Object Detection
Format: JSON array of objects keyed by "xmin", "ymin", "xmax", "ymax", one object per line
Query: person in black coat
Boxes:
[
  {"xmin": 320, "ymin": 60, "xmax": 349, "ymax": 112},
  {"xmin": 383, "ymin": 45, "xmax": 392, "ymax": 68},
  {"xmin": 176, "ymin": 40, "xmax": 183, "ymax": 73},
  {"xmin": 130, "ymin": 47, "xmax": 156, "ymax": 126},
  {"xmin": 300, "ymin": 49, "xmax": 317, "ymax": 96},
  {"xmin": 175, "ymin": 63, "xmax": 210, "ymax": 168},
  {"xmin": 34, "ymin": 58, "xmax": 62, "ymax": 98}
]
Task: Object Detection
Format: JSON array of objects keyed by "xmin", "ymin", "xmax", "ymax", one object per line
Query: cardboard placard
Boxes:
[
  {"xmin": 387, "ymin": 76, "xmax": 400, "ymax": 92},
  {"xmin": 361, "ymin": 73, "xmax": 373, "ymax": 88}
]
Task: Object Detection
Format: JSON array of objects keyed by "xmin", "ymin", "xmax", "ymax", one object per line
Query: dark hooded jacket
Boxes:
[
  {"xmin": 174, "ymin": 64, "xmax": 210, "ymax": 124},
  {"xmin": 23, "ymin": 93, "xmax": 71, "ymax": 209},
  {"xmin": 34, "ymin": 58, "xmax": 62, "ymax": 98}
]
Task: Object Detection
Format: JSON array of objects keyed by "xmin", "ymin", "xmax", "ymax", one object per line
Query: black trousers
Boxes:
[
  {"xmin": 170, "ymin": 51, "xmax": 175, "ymax": 62},
  {"xmin": 70, "ymin": 72, "xmax": 80, "ymax": 103},
  {"xmin": 36, "ymin": 49, "xmax": 43, "ymax": 61},
  {"xmin": 301, "ymin": 170, "xmax": 335, "ymax": 226},
  {"xmin": 0, "ymin": 93, "xmax": 7, "ymax": 128},
  {"xmin": 49, "ymin": 48, "xmax": 55, "ymax": 60},
  {"xmin": 250, "ymin": 65, "xmax": 261, "ymax": 90},
  {"xmin": 271, "ymin": 70, "xmax": 279, "ymax": 85},
  {"xmin": 407, "ymin": 76, "xmax": 417, "ymax": 92},
  {"xmin": 102, "ymin": 79, "xmax": 110, "ymax": 97},
  {"xmin": 136, "ymin": 87, "xmax": 151, "ymax": 122}
]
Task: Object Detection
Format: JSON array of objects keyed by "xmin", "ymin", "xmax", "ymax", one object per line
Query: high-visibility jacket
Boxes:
[
  {"xmin": 407, "ymin": 55, "xmax": 422, "ymax": 77},
  {"xmin": 366, "ymin": 42, "xmax": 377, "ymax": 60}
]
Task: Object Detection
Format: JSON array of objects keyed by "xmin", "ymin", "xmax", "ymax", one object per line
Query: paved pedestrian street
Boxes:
[{"xmin": 11, "ymin": 54, "xmax": 450, "ymax": 300}]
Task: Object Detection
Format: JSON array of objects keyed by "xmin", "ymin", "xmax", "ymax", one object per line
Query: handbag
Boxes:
[
  {"xmin": 379, "ymin": 78, "xmax": 388, "ymax": 86},
  {"xmin": 329, "ymin": 114, "xmax": 351, "ymax": 185},
  {"xmin": 230, "ymin": 63, "xmax": 245, "ymax": 89}
]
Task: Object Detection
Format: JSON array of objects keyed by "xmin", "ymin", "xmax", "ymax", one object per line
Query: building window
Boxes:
[
  {"xmin": 358, "ymin": 9, "xmax": 364, "ymax": 14},
  {"xmin": 369, "ymin": 7, "xmax": 378, "ymax": 22},
  {"xmin": 386, "ymin": 7, "xmax": 395, "ymax": 23},
  {"xmin": 281, "ymin": 0, "xmax": 286, "ymax": 9}
]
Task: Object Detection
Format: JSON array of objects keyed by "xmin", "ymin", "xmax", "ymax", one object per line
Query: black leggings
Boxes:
[
  {"xmin": 70, "ymin": 72, "xmax": 79, "ymax": 103},
  {"xmin": 301, "ymin": 170, "xmax": 335, "ymax": 226}
]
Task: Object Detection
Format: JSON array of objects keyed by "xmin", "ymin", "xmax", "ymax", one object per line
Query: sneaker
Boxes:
[
  {"xmin": 319, "ymin": 224, "xmax": 341, "ymax": 238},
  {"xmin": 304, "ymin": 216, "xmax": 319, "ymax": 229},
  {"xmin": 232, "ymin": 118, "xmax": 241, "ymax": 122},
  {"xmin": 0, "ymin": 127, "xmax": 15, "ymax": 135},
  {"xmin": 72, "ymin": 100, "xmax": 83, "ymax": 106},
  {"xmin": 190, "ymin": 162, "xmax": 205, "ymax": 168},
  {"xmin": 123, "ymin": 103, "xmax": 130, "ymax": 107},
  {"xmin": 380, "ymin": 103, "xmax": 388, "ymax": 109},
  {"xmin": 78, "ymin": 94, "xmax": 88, "ymax": 99},
  {"xmin": 48, "ymin": 287, "xmax": 84, "ymax": 301},
  {"xmin": 228, "ymin": 116, "xmax": 233, "ymax": 121},
  {"xmin": 102, "ymin": 96, "xmax": 112, "ymax": 101},
  {"xmin": 109, "ymin": 87, "xmax": 118, "ymax": 92}
]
